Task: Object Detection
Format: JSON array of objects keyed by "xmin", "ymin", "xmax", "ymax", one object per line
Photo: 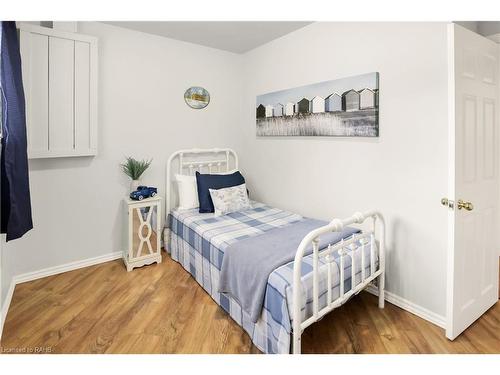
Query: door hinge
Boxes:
[{"xmin": 441, "ymin": 197, "xmax": 455, "ymax": 209}]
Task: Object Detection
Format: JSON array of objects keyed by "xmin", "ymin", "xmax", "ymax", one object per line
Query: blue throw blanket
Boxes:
[{"xmin": 218, "ymin": 218, "xmax": 359, "ymax": 323}]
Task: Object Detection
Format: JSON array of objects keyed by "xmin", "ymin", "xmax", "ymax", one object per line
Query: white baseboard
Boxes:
[
  {"xmin": 0, "ymin": 251, "xmax": 122, "ymax": 340},
  {"xmin": 366, "ymin": 285, "xmax": 446, "ymax": 329},
  {"xmin": 14, "ymin": 251, "xmax": 122, "ymax": 284}
]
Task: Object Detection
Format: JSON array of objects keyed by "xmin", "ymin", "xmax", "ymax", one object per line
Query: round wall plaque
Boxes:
[{"xmin": 184, "ymin": 86, "xmax": 210, "ymax": 109}]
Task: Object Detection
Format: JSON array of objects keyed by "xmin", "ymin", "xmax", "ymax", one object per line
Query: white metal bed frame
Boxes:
[
  {"xmin": 165, "ymin": 148, "xmax": 238, "ymax": 220},
  {"xmin": 165, "ymin": 148, "xmax": 385, "ymax": 354},
  {"xmin": 291, "ymin": 211, "xmax": 385, "ymax": 354}
]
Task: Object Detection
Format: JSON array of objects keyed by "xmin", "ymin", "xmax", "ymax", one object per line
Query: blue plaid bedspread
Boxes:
[{"xmin": 167, "ymin": 202, "xmax": 376, "ymax": 354}]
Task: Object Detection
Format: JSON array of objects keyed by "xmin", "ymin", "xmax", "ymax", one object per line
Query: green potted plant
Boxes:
[{"xmin": 121, "ymin": 157, "xmax": 152, "ymax": 191}]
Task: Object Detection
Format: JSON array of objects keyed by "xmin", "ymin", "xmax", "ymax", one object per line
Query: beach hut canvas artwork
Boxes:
[{"xmin": 256, "ymin": 72, "xmax": 379, "ymax": 137}]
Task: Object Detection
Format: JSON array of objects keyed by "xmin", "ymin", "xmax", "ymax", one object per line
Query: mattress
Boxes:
[{"xmin": 167, "ymin": 202, "xmax": 377, "ymax": 354}]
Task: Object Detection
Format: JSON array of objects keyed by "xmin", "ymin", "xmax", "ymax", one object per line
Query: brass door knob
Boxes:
[{"xmin": 457, "ymin": 199, "xmax": 473, "ymax": 211}]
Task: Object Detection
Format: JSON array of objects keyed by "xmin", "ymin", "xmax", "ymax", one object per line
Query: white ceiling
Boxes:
[
  {"xmin": 102, "ymin": 21, "xmax": 312, "ymax": 53},
  {"xmin": 454, "ymin": 21, "xmax": 500, "ymax": 37}
]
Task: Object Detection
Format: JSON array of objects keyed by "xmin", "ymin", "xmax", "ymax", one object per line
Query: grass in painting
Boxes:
[{"xmin": 256, "ymin": 109, "xmax": 378, "ymax": 137}]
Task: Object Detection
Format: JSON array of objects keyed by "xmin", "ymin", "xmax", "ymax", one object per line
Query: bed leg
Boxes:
[{"xmin": 378, "ymin": 273, "xmax": 385, "ymax": 309}]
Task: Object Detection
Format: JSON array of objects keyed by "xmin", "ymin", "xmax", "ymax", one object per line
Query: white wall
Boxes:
[
  {"xmin": 1, "ymin": 22, "xmax": 243, "ymax": 310},
  {"xmin": 239, "ymin": 22, "xmax": 450, "ymax": 317},
  {"xmin": 1, "ymin": 235, "xmax": 15, "ymax": 337}
]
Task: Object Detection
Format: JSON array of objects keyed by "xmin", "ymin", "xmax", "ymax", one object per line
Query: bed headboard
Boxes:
[{"xmin": 165, "ymin": 148, "xmax": 238, "ymax": 222}]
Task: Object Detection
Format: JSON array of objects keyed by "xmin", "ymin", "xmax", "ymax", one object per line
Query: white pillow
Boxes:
[
  {"xmin": 175, "ymin": 174, "xmax": 199, "ymax": 210},
  {"xmin": 174, "ymin": 170, "xmax": 240, "ymax": 211},
  {"xmin": 209, "ymin": 183, "xmax": 252, "ymax": 217}
]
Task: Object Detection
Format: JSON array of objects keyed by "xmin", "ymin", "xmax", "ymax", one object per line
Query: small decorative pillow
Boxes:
[
  {"xmin": 209, "ymin": 183, "xmax": 252, "ymax": 216},
  {"xmin": 196, "ymin": 170, "xmax": 245, "ymax": 213},
  {"xmin": 175, "ymin": 174, "xmax": 199, "ymax": 210}
]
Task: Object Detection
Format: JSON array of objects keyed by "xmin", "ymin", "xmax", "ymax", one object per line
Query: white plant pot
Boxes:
[{"xmin": 130, "ymin": 180, "xmax": 141, "ymax": 191}]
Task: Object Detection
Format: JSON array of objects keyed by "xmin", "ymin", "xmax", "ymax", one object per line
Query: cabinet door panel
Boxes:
[
  {"xmin": 74, "ymin": 41, "xmax": 90, "ymax": 151},
  {"xmin": 21, "ymin": 31, "xmax": 49, "ymax": 153},
  {"xmin": 48, "ymin": 36, "xmax": 74, "ymax": 152}
]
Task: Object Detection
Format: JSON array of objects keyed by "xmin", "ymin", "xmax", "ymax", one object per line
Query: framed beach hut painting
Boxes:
[{"xmin": 255, "ymin": 72, "xmax": 379, "ymax": 137}]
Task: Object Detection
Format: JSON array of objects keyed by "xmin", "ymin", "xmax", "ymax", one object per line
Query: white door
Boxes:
[{"xmin": 446, "ymin": 24, "xmax": 500, "ymax": 340}]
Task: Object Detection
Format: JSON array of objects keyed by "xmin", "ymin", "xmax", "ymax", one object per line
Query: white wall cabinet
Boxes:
[{"xmin": 18, "ymin": 23, "xmax": 98, "ymax": 158}]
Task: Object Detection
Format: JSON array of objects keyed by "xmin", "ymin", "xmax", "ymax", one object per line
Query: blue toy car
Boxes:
[{"xmin": 130, "ymin": 186, "xmax": 157, "ymax": 201}]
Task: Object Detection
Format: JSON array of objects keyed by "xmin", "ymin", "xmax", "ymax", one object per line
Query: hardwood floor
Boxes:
[{"xmin": 1, "ymin": 253, "xmax": 499, "ymax": 354}]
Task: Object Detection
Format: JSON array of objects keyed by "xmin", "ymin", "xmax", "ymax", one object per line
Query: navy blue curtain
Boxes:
[{"xmin": 1, "ymin": 21, "xmax": 33, "ymax": 241}]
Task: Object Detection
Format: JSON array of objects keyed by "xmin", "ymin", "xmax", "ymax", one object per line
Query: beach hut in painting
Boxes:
[
  {"xmin": 285, "ymin": 102, "xmax": 295, "ymax": 116},
  {"xmin": 297, "ymin": 98, "xmax": 311, "ymax": 114},
  {"xmin": 325, "ymin": 93, "xmax": 342, "ymax": 112},
  {"xmin": 256, "ymin": 104, "xmax": 266, "ymax": 118},
  {"xmin": 342, "ymin": 89, "xmax": 360, "ymax": 111},
  {"xmin": 311, "ymin": 96, "xmax": 325, "ymax": 113},
  {"xmin": 265, "ymin": 105, "xmax": 274, "ymax": 117},
  {"xmin": 274, "ymin": 103, "xmax": 284, "ymax": 117},
  {"xmin": 360, "ymin": 88, "xmax": 376, "ymax": 109}
]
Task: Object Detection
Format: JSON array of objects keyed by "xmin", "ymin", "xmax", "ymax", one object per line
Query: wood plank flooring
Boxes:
[{"xmin": 1, "ymin": 253, "xmax": 499, "ymax": 354}]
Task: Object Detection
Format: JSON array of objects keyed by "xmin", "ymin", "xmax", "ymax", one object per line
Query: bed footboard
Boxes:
[{"xmin": 292, "ymin": 210, "xmax": 385, "ymax": 354}]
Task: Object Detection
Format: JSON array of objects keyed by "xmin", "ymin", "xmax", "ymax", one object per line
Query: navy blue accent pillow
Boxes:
[{"xmin": 195, "ymin": 171, "xmax": 245, "ymax": 213}]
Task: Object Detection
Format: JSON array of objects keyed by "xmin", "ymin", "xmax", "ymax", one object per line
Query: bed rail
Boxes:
[{"xmin": 292, "ymin": 210, "xmax": 385, "ymax": 354}]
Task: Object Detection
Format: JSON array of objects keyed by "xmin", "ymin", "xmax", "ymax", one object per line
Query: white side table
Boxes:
[{"xmin": 123, "ymin": 196, "xmax": 162, "ymax": 272}]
